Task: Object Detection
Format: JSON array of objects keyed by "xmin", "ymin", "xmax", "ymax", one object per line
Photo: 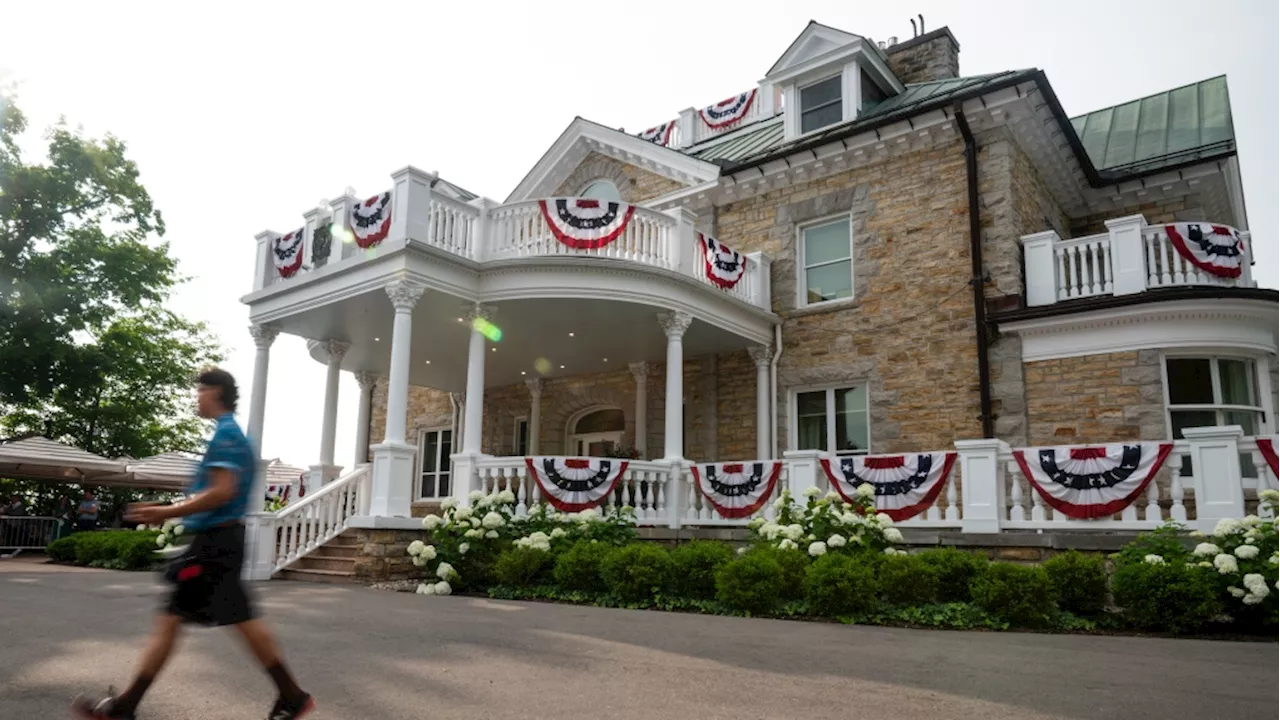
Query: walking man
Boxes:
[{"xmin": 73, "ymin": 368, "xmax": 314, "ymax": 719}]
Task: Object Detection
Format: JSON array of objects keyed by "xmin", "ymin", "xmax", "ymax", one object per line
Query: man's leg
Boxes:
[
  {"xmin": 114, "ymin": 613, "xmax": 183, "ymax": 713},
  {"xmin": 232, "ymin": 619, "xmax": 312, "ymax": 715}
]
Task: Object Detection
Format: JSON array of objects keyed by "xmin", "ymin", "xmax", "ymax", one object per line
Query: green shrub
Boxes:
[
  {"xmin": 716, "ymin": 552, "xmax": 786, "ymax": 615},
  {"xmin": 1112, "ymin": 524, "xmax": 1192, "ymax": 568},
  {"xmin": 877, "ymin": 553, "xmax": 940, "ymax": 606},
  {"xmin": 494, "ymin": 547, "xmax": 553, "ymax": 587},
  {"xmin": 971, "ymin": 563, "xmax": 1057, "ymax": 627},
  {"xmin": 1111, "ymin": 561, "xmax": 1221, "ymax": 634},
  {"xmin": 669, "ymin": 541, "xmax": 734, "ymax": 600},
  {"xmin": 1042, "ymin": 551, "xmax": 1108, "ymax": 617},
  {"xmin": 601, "ymin": 544, "xmax": 672, "ymax": 602},
  {"xmin": 47, "ymin": 534, "xmax": 83, "ymax": 562},
  {"xmin": 747, "ymin": 546, "xmax": 809, "ymax": 600},
  {"xmin": 47, "ymin": 530, "xmax": 159, "ymax": 570},
  {"xmin": 917, "ymin": 548, "xmax": 988, "ymax": 603},
  {"xmin": 553, "ymin": 540, "xmax": 613, "ymax": 593},
  {"xmin": 804, "ymin": 554, "xmax": 878, "ymax": 617}
]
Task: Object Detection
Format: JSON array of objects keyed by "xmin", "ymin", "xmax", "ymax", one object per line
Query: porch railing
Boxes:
[
  {"xmin": 268, "ymin": 464, "xmax": 370, "ymax": 574},
  {"xmin": 486, "ymin": 201, "xmax": 677, "ymax": 270}
]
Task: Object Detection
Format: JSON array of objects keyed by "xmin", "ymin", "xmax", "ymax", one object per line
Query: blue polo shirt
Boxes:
[{"xmin": 185, "ymin": 413, "xmax": 256, "ymax": 532}]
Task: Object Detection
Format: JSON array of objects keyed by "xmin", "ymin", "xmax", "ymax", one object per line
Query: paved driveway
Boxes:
[{"xmin": 1, "ymin": 562, "xmax": 1275, "ymax": 720}]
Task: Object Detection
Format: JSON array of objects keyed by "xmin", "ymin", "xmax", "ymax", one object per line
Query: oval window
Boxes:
[{"xmin": 579, "ymin": 180, "xmax": 621, "ymax": 203}]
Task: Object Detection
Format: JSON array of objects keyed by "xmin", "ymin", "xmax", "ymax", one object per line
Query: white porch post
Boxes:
[
  {"xmin": 367, "ymin": 281, "xmax": 423, "ymax": 518},
  {"xmin": 956, "ymin": 438, "xmax": 1009, "ymax": 534},
  {"xmin": 1020, "ymin": 230, "xmax": 1060, "ymax": 307},
  {"xmin": 244, "ymin": 324, "xmax": 278, "ymax": 581},
  {"xmin": 462, "ymin": 305, "xmax": 493, "ymax": 456},
  {"xmin": 659, "ymin": 312, "xmax": 692, "ymax": 461},
  {"xmin": 1184, "ymin": 425, "xmax": 1247, "ymax": 533},
  {"xmin": 353, "ymin": 371, "xmax": 377, "ymax": 467},
  {"xmin": 307, "ymin": 339, "xmax": 349, "ymax": 493},
  {"xmin": 749, "ymin": 345, "xmax": 772, "ymax": 459},
  {"xmin": 1105, "ymin": 214, "xmax": 1149, "ymax": 296},
  {"xmin": 526, "ymin": 378, "xmax": 543, "ymax": 455},
  {"xmin": 629, "ymin": 363, "xmax": 650, "ymax": 457}
]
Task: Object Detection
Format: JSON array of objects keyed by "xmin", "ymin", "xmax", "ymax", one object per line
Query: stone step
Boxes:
[
  {"xmin": 276, "ymin": 567, "xmax": 356, "ymax": 585},
  {"xmin": 312, "ymin": 543, "xmax": 360, "ymax": 559},
  {"xmin": 293, "ymin": 555, "xmax": 356, "ymax": 573}
]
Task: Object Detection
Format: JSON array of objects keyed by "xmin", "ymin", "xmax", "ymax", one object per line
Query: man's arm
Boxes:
[{"xmin": 129, "ymin": 468, "xmax": 238, "ymax": 524}]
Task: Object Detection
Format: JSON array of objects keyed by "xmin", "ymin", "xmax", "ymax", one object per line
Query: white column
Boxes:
[
  {"xmin": 244, "ymin": 324, "xmax": 278, "ymax": 581},
  {"xmin": 526, "ymin": 378, "xmax": 543, "ymax": 455},
  {"xmin": 629, "ymin": 363, "xmax": 650, "ymax": 457},
  {"xmin": 353, "ymin": 371, "xmax": 377, "ymax": 467},
  {"xmin": 252, "ymin": 232, "xmax": 279, "ymax": 292},
  {"xmin": 1105, "ymin": 214, "xmax": 1149, "ymax": 296},
  {"xmin": 1020, "ymin": 229, "xmax": 1060, "ymax": 307},
  {"xmin": 659, "ymin": 311, "xmax": 692, "ymax": 461},
  {"xmin": 1184, "ymin": 425, "xmax": 1247, "ymax": 533},
  {"xmin": 956, "ymin": 438, "xmax": 1009, "ymax": 534},
  {"xmin": 246, "ymin": 325, "xmax": 278, "ymax": 453},
  {"xmin": 309, "ymin": 339, "xmax": 349, "ymax": 491},
  {"xmin": 462, "ymin": 304, "xmax": 495, "ymax": 455},
  {"xmin": 749, "ymin": 345, "xmax": 772, "ymax": 459},
  {"xmin": 367, "ymin": 280, "xmax": 424, "ymax": 518},
  {"xmin": 675, "ymin": 107, "xmax": 696, "ymax": 149}
]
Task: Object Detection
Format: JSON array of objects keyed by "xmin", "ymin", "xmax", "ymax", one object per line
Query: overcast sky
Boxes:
[{"xmin": 4, "ymin": 0, "xmax": 1276, "ymax": 469}]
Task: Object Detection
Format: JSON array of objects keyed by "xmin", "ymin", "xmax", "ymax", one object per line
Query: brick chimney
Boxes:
[{"xmin": 885, "ymin": 27, "xmax": 960, "ymax": 84}]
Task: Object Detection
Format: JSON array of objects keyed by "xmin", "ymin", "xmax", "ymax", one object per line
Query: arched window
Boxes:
[
  {"xmin": 567, "ymin": 407, "xmax": 625, "ymax": 455},
  {"xmin": 579, "ymin": 179, "xmax": 621, "ymax": 203}
]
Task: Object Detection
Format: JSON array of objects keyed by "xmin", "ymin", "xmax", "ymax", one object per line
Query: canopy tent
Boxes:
[
  {"xmin": 125, "ymin": 452, "xmax": 201, "ymax": 491},
  {"xmin": 0, "ymin": 436, "xmax": 133, "ymax": 487}
]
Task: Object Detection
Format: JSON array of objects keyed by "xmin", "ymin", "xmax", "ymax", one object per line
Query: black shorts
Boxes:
[{"xmin": 165, "ymin": 524, "xmax": 257, "ymax": 626}]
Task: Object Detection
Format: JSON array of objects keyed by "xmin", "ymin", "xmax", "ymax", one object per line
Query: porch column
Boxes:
[
  {"xmin": 368, "ymin": 280, "xmax": 424, "ymax": 517},
  {"xmin": 246, "ymin": 324, "xmax": 278, "ymax": 454},
  {"xmin": 659, "ymin": 311, "xmax": 692, "ymax": 461},
  {"xmin": 526, "ymin": 378, "xmax": 543, "ymax": 455},
  {"xmin": 244, "ymin": 324, "xmax": 278, "ymax": 581},
  {"xmin": 307, "ymin": 339, "xmax": 349, "ymax": 493},
  {"xmin": 462, "ymin": 304, "xmax": 494, "ymax": 455},
  {"xmin": 629, "ymin": 363, "xmax": 650, "ymax": 456},
  {"xmin": 353, "ymin": 371, "xmax": 377, "ymax": 466},
  {"xmin": 749, "ymin": 345, "xmax": 772, "ymax": 459}
]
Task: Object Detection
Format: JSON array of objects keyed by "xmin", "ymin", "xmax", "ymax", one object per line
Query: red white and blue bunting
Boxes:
[
  {"xmin": 1012, "ymin": 443, "xmax": 1172, "ymax": 519},
  {"xmin": 1256, "ymin": 437, "xmax": 1278, "ymax": 477},
  {"xmin": 698, "ymin": 89, "xmax": 756, "ymax": 130},
  {"xmin": 638, "ymin": 121, "xmax": 675, "ymax": 147},
  {"xmin": 272, "ymin": 228, "xmax": 305, "ymax": 278},
  {"xmin": 691, "ymin": 461, "xmax": 782, "ymax": 519},
  {"xmin": 351, "ymin": 192, "xmax": 393, "ymax": 249},
  {"xmin": 821, "ymin": 453, "xmax": 958, "ymax": 522},
  {"xmin": 700, "ymin": 234, "xmax": 748, "ymax": 289},
  {"xmin": 1165, "ymin": 223, "xmax": 1245, "ymax": 278},
  {"xmin": 538, "ymin": 198, "xmax": 636, "ymax": 250},
  {"xmin": 526, "ymin": 457, "xmax": 628, "ymax": 512}
]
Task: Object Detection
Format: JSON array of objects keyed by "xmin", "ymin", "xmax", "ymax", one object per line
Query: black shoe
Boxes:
[
  {"xmin": 269, "ymin": 693, "xmax": 315, "ymax": 720},
  {"xmin": 70, "ymin": 689, "xmax": 135, "ymax": 719}
]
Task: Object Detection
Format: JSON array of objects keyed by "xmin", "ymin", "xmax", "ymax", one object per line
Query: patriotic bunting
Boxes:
[
  {"xmin": 272, "ymin": 228, "xmax": 306, "ymax": 278},
  {"xmin": 351, "ymin": 192, "xmax": 393, "ymax": 249},
  {"xmin": 691, "ymin": 461, "xmax": 782, "ymax": 519},
  {"xmin": 698, "ymin": 89, "xmax": 756, "ymax": 129},
  {"xmin": 1165, "ymin": 223, "xmax": 1245, "ymax": 278},
  {"xmin": 526, "ymin": 457, "xmax": 628, "ymax": 512},
  {"xmin": 638, "ymin": 121, "xmax": 675, "ymax": 146},
  {"xmin": 700, "ymin": 234, "xmax": 748, "ymax": 289},
  {"xmin": 821, "ymin": 453, "xmax": 957, "ymax": 522},
  {"xmin": 1012, "ymin": 443, "xmax": 1172, "ymax": 519},
  {"xmin": 538, "ymin": 198, "xmax": 636, "ymax": 250},
  {"xmin": 1256, "ymin": 437, "xmax": 1278, "ymax": 477}
]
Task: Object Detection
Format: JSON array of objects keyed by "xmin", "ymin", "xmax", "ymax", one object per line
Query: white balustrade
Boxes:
[
  {"xmin": 423, "ymin": 194, "xmax": 479, "ymax": 256},
  {"xmin": 270, "ymin": 465, "xmax": 369, "ymax": 573},
  {"xmin": 1054, "ymin": 233, "xmax": 1111, "ymax": 301},
  {"xmin": 688, "ymin": 87, "xmax": 777, "ymax": 145},
  {"xmin": 487, "ymin": 200, "xmax": 675, "ymax": 269}
]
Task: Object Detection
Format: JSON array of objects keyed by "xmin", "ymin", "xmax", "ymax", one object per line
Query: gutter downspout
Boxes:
[
  {"xmin": 771, "ymin": 324, "xmax": 782, "ymax": 457},
  {"xmin": 953, "ymin": 104, "xmax": 995, "ymax": 439}
]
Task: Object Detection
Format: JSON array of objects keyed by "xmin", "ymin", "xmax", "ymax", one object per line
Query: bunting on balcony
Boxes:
[
  {"xmin": 698, "ymin": 89, "xmax": 756, "ymax": 129},
  {"xmin": 1012, "ymin": 443, "xmax": 1173, "ymax": 519},
  {"xmin": 272, "ymin": 228, "xmax": 305, "ymax": 278},
  {"xmin": 638, "ymin": 121, "xmax": 675, "ymax": 147},
  {"xmin": 1256, "ymin": 437, "xmax": 1278, "ymax": 476},
  {"xmin": 526, "ymin": 457, "xmax": 628, "ymax": 512},
  {"xmin": 821, "ymin": 452, "xmax": 958, "ymax": 522},
  {"xmin": 701, "ymin": 234, "xmax": 748, "ymax": 289},
  {"xmin": 1165, "ymin": 223, "xmax": 1244, "ymax": 278},
  {"xmin": 692, "ymin": 461, "xmax": 782, "ymax": 519},
  {"xmin": 351, "ymin": 192, "xmax": 392, "ymax": 249},
  {"xmin": 538, "ymin": 199, "xmax": 636, "ymax": 250}
]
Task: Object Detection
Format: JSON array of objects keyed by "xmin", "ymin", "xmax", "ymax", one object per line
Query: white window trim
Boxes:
[
  {"xmin": 1159, "ymin": 351, "xmax": 1273, "ymax": 439},
  {"xmin": 577, "ymin": 178, "xmax": 620, "ymax": 201},
  {"xmin": 783, "ymin": 59, "xmax": 866, "ymax": 141},
  {"xmin": 417, "ymin": 426, "xmax": 453, "ymax": 500},
  {"xmin": 796, "ymin": 213, "xmax": 855, "ymax": 309},
  {"xmin": 563, "ymin": 405, "xmax": 626, "ymax": 455},
  {"xmin": 797, "ymin": 73, "xmax": 843, "ymax": 135},
  {"xmin": 787, "ymin": 383, "xmax": 871, "ymax": 455},
  {"xmin": 514, "ymin": 416, "xmax": 529, "ymax": 457}
]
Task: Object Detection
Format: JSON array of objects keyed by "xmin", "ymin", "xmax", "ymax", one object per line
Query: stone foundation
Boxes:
[{"xmin": 352, "ymin": 529, "xmax": 431, "ymax": 582}]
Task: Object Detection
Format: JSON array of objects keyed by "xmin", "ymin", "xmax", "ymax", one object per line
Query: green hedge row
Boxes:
[{"xmin": 46, "ymin": 530, "xmax": 162, "ymax": 570}]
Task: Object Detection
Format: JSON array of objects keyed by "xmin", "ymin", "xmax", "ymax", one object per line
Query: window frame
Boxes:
[
  {"xmin": 798, "ymin": 73, "xmax": 843, "ymax": 135},
  {"xmin": 514, "ymin": 416, "xmax": 529, "ymax": 457},
  {"xmin": 796, "ymin": 213, "xmax": 855, "ymax": 308},
  {"xmin": 1160, "ymin": 352, "xmax": 1271, "ymax": 438},
  {"xmin": 788, "ymin": 383, "xmax": 871, "ymax": 456},
  {"xmin": 577, "ymin": 179, "xmax": 621, "ymax": 202},
  {"xmin": 417, "ymin": 426, "xmax": 453, "ymax": 500}
]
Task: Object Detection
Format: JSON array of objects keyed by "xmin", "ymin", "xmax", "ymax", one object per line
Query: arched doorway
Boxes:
[{"xmin": 566, "ymin": 406, "xmax": 625, "ymax": 456}]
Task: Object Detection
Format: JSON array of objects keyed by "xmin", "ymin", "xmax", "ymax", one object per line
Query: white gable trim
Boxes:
[
  {"xmin": 767, "ymin": 22, "xmax": 863, "ymax": 77},
  {"xmin": 505, "ymin": 118, "xmax": 721, "ymax": 203}
]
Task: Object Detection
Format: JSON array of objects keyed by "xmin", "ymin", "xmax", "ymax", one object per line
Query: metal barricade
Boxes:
[{"xmin": 0, "ymin": 515, "xmax": 66, "ymax": 557}]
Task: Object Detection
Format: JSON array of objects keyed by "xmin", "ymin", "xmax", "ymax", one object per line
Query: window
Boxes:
[
  {"xmin": 799, "ymin": 75, "xmax": 842, "ymax": 134},
  {"xmin": 579, "ymin": 180, "xmax": 620, "ymax": 203},
  {"xmin": 514, "ymin": 418, "xmax": 529, "ymax": 457},
  {"xmin": 568, "ymin": 407, "xmax": 625, "ymax": 456},
  {"xmin": 418, "ymin": 428, "xmax": 453, "ymax": 499},
  {"xmin": 1164, "ymin": 356, "xmax": 1267, "ymax": 477},
  {"xmin": 860, "ymin": 69, "xmax": 887, "ymax": 113},
  {"xmin": 793, "ymin": 386, "xmax": 869, "ymax": 455},
  {"xmin": 800, "ymin": 217, "xmax": 853, "ymax": 305}
]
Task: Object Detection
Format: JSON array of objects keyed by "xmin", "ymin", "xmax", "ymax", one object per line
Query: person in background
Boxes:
[
  {"xmin": 4, "ymin": 495, "xmax": 26, "ymax": 516},
  {"xmin": 76, "ymin": 491, "xmax": 100, "ymax": 531}
]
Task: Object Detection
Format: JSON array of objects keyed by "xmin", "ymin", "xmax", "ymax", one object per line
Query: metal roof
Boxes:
[
  {"xmin": 1070, "ymin": 76, "xmax": 1234, "ymax": 176},
  {"xmin": 690, "ymin": 119, "xmax": 785, "ymax": 163}
]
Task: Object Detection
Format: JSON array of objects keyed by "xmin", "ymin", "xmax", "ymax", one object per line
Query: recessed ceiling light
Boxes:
[
  {"xmin": 374, "ymin": 337, "xmax": 380, "ymax": 342},
  {"xmin": 425, "ymin": 360, "xmax": 431, "ymax": 365},
  {"xmin": 491, "ymin": 347, "xmax": 496, "ymax": 352},
  {"xmin": 559, "ymin": 364, "xmax": 565, "ymax": 369},
  {"xmin": 568, "ymin": 332, "xmax": 575, "ymax": 337},
  {"xmin": 602, "ymin": 357, "xmax": 608, "ymax": 362},
  {"xmin": 456, "ymin": 317, "xmax": 463, "ymax": 322},
  {"xmin": 521, "ymin": 371, "xmax": 526, "ymax": 375}
]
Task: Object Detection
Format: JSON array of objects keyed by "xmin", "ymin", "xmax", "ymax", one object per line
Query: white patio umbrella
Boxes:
[{"xmin": 0, "ymin": 435, "xmax": 130, "ymax": 486}]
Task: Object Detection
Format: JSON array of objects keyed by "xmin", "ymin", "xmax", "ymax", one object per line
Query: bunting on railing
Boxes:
[
  {"xmin": 1165, "ymin": 223, "xmax": 1244, "ymax": 278},
  {"xmin": 526, "ymin": 457, "xmax": 628, "ymax": 512},
  {"xmin": 698, "ymin": 89, "xmax": 756, "ymax": 130},
  {"xmin": 351, "ymin": 192, "xmax": 393, "ymax": 249},
  {"xmin": 538, "ymin": 198, "xmax": 636, "ymax": 250},
  {"xmin": 691, "ymin": 461, "xmax": 782, "ymax": 519},
  {"xmin": 821, "ymin": 453, "xmax": 957, "ymax": 522},
  {"xmin": 701, "ymin": 234, "xmax": 748, "ymax": 289},
  {"xmin": 638, "ymin": 121, "xmax": 675, "ymax": 147},
  {"xmin": 1257, "ymin": 437, "xmax": 1279, "ymax": 476},
  {"xmin": 1012, "ymin": 443, "xmax": 1172, "ymax": 519},
  {"xmin": 272, "ymin": 228, "xmax": 305, "ymax": 278}
]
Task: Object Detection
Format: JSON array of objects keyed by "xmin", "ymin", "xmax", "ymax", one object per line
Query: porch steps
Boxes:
[{"xmin": 275, "ymin": 530, "xmax": 361, "ymax": 584}]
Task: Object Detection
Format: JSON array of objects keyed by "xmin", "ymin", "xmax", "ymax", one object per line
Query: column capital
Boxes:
[
  {"xmin": 354, "ymin": 371, "xmax": 379, "ymax": 391},
  {"xmin": 629, "ymin": 362, "xmax": 652, "ymax": 380},
  {"xmin": 249, "ymin": 324, "xmax": 279, "ymax": 349},
  {"xmin": 466, "ymin": 302, "xmax": 497, "ymax": 324},
  {"xmin": 525, "ymin": 378, "xmax": 543, "ymax": 398},
  {"xmin": 658, "ymin": 311, "xmax": 692, "ymax": 339},
  {"xmin": 320, "ymin": 339, "xmax": 351, "ymax": 362},
  {"xmin": 385, "ymin": 281, "xmax": 425, "ymax": 311},
  {"xmin": 451, "ymin": 391, "xmax": 465, "ymax": 406},
  {"xmin": 748, "ymin": 345, "xmax": 773, "ymax": 368}
]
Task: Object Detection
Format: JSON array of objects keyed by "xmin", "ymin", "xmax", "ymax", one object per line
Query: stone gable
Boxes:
[{"xmin": 553, "ymin": 152, "xmax": 687, "ymax": 204}]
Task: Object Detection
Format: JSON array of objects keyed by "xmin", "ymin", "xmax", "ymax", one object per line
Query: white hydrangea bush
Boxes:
[{"xmin": 745, "ymin": 488, "xmax": 900, "ymax": 555}]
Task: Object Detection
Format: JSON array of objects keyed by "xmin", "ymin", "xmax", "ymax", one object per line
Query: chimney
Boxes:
[{"xmin": 885, "ymin": 26, "xmax": 960, "ymax": 84}]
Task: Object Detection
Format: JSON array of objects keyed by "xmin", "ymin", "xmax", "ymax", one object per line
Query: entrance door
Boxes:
[
  {"xmin": 566, "ymin": 407, "xmax": 626, "ymax": 457},
  {"xmin": 573, "ymin": 432, "xmax": 624, "ymax": 456}
]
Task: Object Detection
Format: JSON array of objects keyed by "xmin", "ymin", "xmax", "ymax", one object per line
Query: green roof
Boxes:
[
  {"xmin": 690, "ymin": 120, "xmax": 784, "ymax": 163},
  {"xmin": 1069, "ymin": 76, "xmax": 1234, "ymax": 175}
]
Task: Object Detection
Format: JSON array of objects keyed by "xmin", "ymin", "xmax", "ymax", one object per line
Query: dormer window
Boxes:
[
  {"xmin": 860, "ymin": 69, "xmax": 888, "ymax": 113},
  {"xmin": 800, "ymin": 75, "xmax": 843, "ymax": 134}
]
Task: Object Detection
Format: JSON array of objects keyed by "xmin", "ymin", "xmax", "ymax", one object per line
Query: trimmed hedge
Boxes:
[
  {"xmin": 1111, "ymin": 561, "xmax": 1221, "ymax": 634},
  {"xmin": 971, "ymin": 563, "xmax": 1057, "ymax": 627},
  {"xmin": 1042, "ymin": 551, "xmax": 1108, "ymax": 617},
  {"xmin": 877, "ymin": 553, "xmax": 940, "ymax": 606},
  {"xmin": 917, "ymin": 548, "xmax": 988, "ymax": 603},
  {"xmin": 47, "ymin": 530, "xmax": 161, "ymax": 570},
  {"xmin": 601, "ymin": 544, "xmax": 672, "ymax": 602},
  {"xmin": 804, "ymin": 553, "xmax": 878, "ymax": 617},
  {"xmin": 553, "ymin": 540, "xmax": 613, "ymax": 593},
  {"xmin": 494, "ymin": 547, "xmax": 553, "ymax": 587},
  {"xmin": 716, "ymin": 552, "xmax": 786, "ymax": 615},
  {"xmin": 669, "ymin": 541, "xmax": 734, "ymax": 600}
]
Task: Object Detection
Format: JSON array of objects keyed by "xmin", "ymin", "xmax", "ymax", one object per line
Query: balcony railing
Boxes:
[
  {"xmin": 1021, "ymin": 215, "xmax": 1255, "ymax": 307},
  {"xmin": 252, "ymin": 168, "xmax": 772, "ymax": 311}
]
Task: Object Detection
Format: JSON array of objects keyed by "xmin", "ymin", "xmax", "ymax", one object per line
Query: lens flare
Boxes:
[
  {"xmin": 472, "ymin": 318, "xmax": 502, "ymax": 342},
  {"xmin": 533, "ymin": 357, "xmax": 552, "ymax": 375}
]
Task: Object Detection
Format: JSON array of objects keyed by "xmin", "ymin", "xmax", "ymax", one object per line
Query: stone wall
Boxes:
[
  {"xmin": 1024, "ymin": 350, "xmax": 1166, "ymax": 445},
  {"xmin": 352, "ymin": 529, "xmax": 430, "ymax": 582},
  {"xmin": 554, "ymin": 152, "xmax": 686, "ymax": 204},
  {"xmin": 885, "ymin": 28, "xmax": 960, "ymax": 84},
  {"xmin": 368, "ymin": 377, "xmax": 453, "ymax": 463},
  {"xmin": 715, "ymin": 349, "xmax": 759, "ymax": 460}
]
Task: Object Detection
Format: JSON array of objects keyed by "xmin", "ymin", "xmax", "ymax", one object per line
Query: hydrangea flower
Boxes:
[
  {"xmin": 1260, "ymin": 489, "xmax": 1279, "ymax": 504},
  {"xmin": 1243, "ymin": 573, "xmax": 1269, "ymax": 594},
  {"xmin": 417, "ymin": 583, "xmax": 433, "ymax": 595},
  {"xmin": 783, "ymin": 524, "xmax": 804, "ymax": 541},
  {"xmin": 802, "ymin": 486, "xmax": 821, "ymax": 498},
  {"xmin": 759, "ymin": 522, "xmax": 780, "ymax": 540},
  {"xmin": 1197, "ymin": 561, "xmax": 1213, "ymax": 569},
  {"xmin": 162, "ymin": 519, "xmax": 177, "ymax": 532},
  {"xmin": 828, "ymin": 534, "xmax": 847, "ymax": 548},
  {"xmin": 422, "ymin": 515, "xmax": 443, "ymax": 531},
  {"xmin": 458, "ymin": 543, "xmax": 470, "ymax": 556},
  {"xmin": 434, "ymin": 581, "xmax": 452, "ymax": 596},
  {"xmin": 777, "ymin": 539, "xmax": 797, "ymax": 551},
  {"xmin": 156, "ymin": 534, "xmax": 168, "ymax": 547},
  {"xmin": 136, "ymin": 524, "xmax": 148, "ymax": 532},
  {"xmin": 440, "ymin": 498, "xmax": 458, "ymax": 511},
  {"xmin": 856, "ymin": 483, "xmax": 876, "ymax": 500},
  {"xmin": 1242, "ymin": 593, "xmax": 1264, "ymax": 605},
  {"xmin": 841, "ymin": 511, "xmax": 860, "ymax": 525},
  {"xmin": 436, "ymin": 562, "xmax": 456, "ymax": 580},
  {"xmin": 528, "ymin": 504, "xmax": 544, "ymax": 516},
  {"xmin": 1241, "ymin": 515, "xmax": 1262, "ymax": 528},
  {"xmin": 577, "ymin": 508, "xmax": 599, "ymax": 521},
  {"xmin": 1188, "ymin": 530, "xmax": 1205, "ymax": 538},
  {"xmin": 411, "ymin": 556, "xmax": 425, "ymax": 567},
  {"xmin": 485, "ymin": 530, "xmax": 499, "ymax": 539},
  {"xmin": 824, "ymin": 491, "xmax": 841, "ymax": 501},
  {"xmin": 173, "ymin": 525, "xmax": 184, "ymax": 536},
  {"xmin": 1143, "ymin": 554, "xmax": 1165, "ymax": 565},
  {"xmin": 746, "ymin": 517, "xmax": 764, "ymax": 530},
  {"xmin": 420, "ymin": 545, "xmax": 437, "ymax": 560},
  {"xmin": 883, "ymin": 528, "xmax": 904, "ymax": 543},
  {"xmin": 875, "ymin": 513, "xmax": 894, "ymax": 527},
  {"xmin": 808, "ymin": 541, "xmax": 827, "ymax": 557},
  {"xmin": 883, "ymin": 547, "xmax": 906, "ymax": 556},
  {"xmin": 1213, "ymin": 518, "xmax": 1241, "ymax": 537},
  {"xmin": 1214, "ymin": 553, "xmax": 1239, "ymax": 575},
  {"xmin": 1228, "ymin": 586, "xmax": 1246, "ymax": 598},
  {"xmin": 1270, "ymin": 552, "xmax": 1279, "ymax": 567},
  {"xmin": 497, "ymin": 490, "xmax": 516, "ymax": 505},
  {"xmin": 1192, "ymin": 543, "xmax": 1221, "ymax": 557},
  {"xmin": 736, "ymin": 546, "xmax": 748, "ymax": 555},
  {"xmin": 468, "ymin": 490, "xmax": 485, "ymax": 503},
  {"xmin": 482, "ymin": 512, "xmax": 505, "ymax": 529},
  {"xmin": 464, "ymin": 529, "xmax": 483, "ymax": 539},
  {"xmin": 550, "ymin": 528, "xmax": 567, "ymax": 539},
  {"xmin": 469, "ymin": 517, "xmax": 482, "ymax": 528},
  {"xmin": 1234, "ymin": 544, "xmax": 1260, "ymax": 560},
  {"xmin": 454, "ymin": 507, "xmax": 473, "ymax": 521},
  {"xmin": 475, "ymin": 495, "xmax": 492, "ymax": 509},
  {"xmin": 408, "ymin": 540, "xmax": 425, "ymax": 556}
]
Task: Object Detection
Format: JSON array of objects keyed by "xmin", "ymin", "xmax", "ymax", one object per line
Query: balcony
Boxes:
[{"xmin": 1021, "ymin": 215, "xmax": 1256, "ymax": 308}]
